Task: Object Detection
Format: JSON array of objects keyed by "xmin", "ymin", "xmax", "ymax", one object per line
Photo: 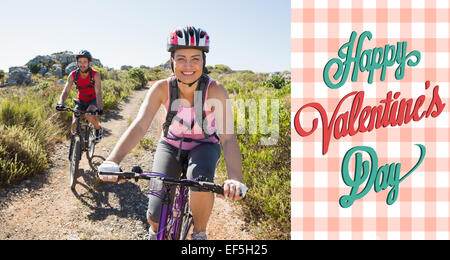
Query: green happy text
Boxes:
[{"xmin": 324, "ymin": 31, "xmax": 421, "ymax": 89}]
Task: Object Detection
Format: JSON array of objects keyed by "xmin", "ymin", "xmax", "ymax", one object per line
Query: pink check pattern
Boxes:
[{"xmin": 291, "ymin": 0, "xmax": 450, "ymax": 240}]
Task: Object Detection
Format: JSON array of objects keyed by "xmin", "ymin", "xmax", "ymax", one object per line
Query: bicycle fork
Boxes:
[
  {"xmin": 157, "ymin": 192, "xmax": 171, "ymax": 240},
  {"xmin": 68, "ymin": 134, "xmax": 75, "ymax": 161},
  {"xmin": 172, "ymin": 186, "xmax": 188, "ymax": 240},
  {"xmin": 157, "ymin": 185, "xmax": 189, "ymax": 240},
  {"xmin": 68, "ymin": 118, "xmax": 81, "ymax": 161}
]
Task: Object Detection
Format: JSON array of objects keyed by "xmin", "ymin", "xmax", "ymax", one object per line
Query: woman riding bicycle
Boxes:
[{"xmin": 98, "ymin": 26, "xmax": 248, "ymax": 240}]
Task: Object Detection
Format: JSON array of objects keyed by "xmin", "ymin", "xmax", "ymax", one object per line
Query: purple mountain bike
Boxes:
[{"xmin": 98, "ymin": 166, "xmax": 224, "ymax": 240}]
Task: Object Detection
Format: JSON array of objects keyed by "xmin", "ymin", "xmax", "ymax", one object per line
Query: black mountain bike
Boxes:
[{"xmin": 59, "ymin": 106, "xmax": 98, "ymax": 190}]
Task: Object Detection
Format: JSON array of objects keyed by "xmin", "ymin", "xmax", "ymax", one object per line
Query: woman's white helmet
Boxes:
[{"xmin": 167, "ymin": 26, "xmax": 210, "ymax": 53}]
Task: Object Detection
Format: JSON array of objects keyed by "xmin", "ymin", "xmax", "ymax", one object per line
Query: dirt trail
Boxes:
[{"xmin": 0, "ymin": 84, "xmax": 254, "ymax": 240}]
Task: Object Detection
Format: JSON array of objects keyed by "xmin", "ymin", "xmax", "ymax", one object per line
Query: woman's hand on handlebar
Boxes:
[
  {"xmin": 217, "ymin": 179, "xmax": 248, "ymax": 201},
  {"xmin": 98, "ymin": 161, "xmax": 126, "ymax": 184}
]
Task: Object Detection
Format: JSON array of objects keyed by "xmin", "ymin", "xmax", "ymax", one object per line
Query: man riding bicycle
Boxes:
[
  {"xmin": 98, "ymin": 26, "xmax": 248, "ymax": 240},
  {"xmin": 56, "ymin": 50, "xmax": 104, "ymax": 142}
]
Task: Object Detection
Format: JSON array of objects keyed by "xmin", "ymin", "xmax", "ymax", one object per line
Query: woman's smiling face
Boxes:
[{"xmin": 172, "ymin": 48, "xmax": 204, "ymax": 84}]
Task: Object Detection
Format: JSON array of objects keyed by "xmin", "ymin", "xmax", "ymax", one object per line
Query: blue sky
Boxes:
[{"xmin": 0, "ymin": 0, "xmax": 290, "ymax": 73}]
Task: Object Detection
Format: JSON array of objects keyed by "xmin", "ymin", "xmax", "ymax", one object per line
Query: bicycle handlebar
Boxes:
[
  {"xmin": 58, "ymin": 106, "xmax": 98, "ymax": 116},
  {"xmin": 98, "ymin": 170, "xmax": 225, "ymax": 195}
]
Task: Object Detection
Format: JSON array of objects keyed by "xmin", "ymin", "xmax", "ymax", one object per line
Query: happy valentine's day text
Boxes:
[{"xmin": 293, "ymin": 31, "xmax": 446, "ymax": 207}]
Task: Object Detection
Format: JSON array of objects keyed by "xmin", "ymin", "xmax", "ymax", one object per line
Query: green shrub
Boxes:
[
  {"xmin": 139, "ymin": 138, "xmax": 155, "ymax": 150},
  {"xmin": 0, "ymin": 124, "xmax": 50, "ymax": 186},
  {"xmin": 93, "ymin": 66, "xmax": 108, "ymax": 80},
  {"xmin": 205, "ymin": 65, "xmax": 214, "ymax": 74},
  {"xmin": 0, "ymin": 95, "xmax": 47, "ymax": 128},
  {"xmin": 264, "ymin": 74, "xmax": 290, "ymax": 89},
  {"xmin": 213, "ymin": 64, "xmax": 232, "ymax": 74},
  {"xmin": 144, "ymin": 67, "xmax": 171, "ymax": 82},
  {"xmin": 29, "ymin": 61, "xmax": 51, "ymax": 74},
  {"xmin": 106, "ymin": 69, "xmax": 122, "ymax": 81},
  {"xmin": 0, "ymin": 70, "xmax": 5, "ymax": 83},
  {"xmin": 0, "ymin": 94, "xmax": 61, "ymax": 150},
  {"xmin": 127, "ymin": 67, "xmax": 147, "ymax": 89},
  {"xmin": 102, "ymin": 79, "xmax": 135, "ymax": 111},
  {"xmin": 216, "ymin": 71, "xmax": 291, "ymax": 240},
  {"xmin": 31, "ymin": 82, "xmax": 51, "ymax": 92},
  {"xmin": 29, "ymin": 64, "xmax": 41, "ymax": 74}
]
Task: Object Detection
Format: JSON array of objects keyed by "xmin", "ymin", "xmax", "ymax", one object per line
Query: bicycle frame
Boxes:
[
  {"xmin": 157, "ymin": 184, "xmax": 190, "ymax": 240},
  {"xmin": 62, "ymin": 105, "xmax": 99, "ymax": 189},
  {"xmin": 68, "ymin": 114, "xmax": 90, "ymax": 160}
]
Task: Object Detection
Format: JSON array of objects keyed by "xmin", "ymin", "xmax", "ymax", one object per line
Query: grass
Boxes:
[
  {"xmin": 0, "ymin": 124, "xmax": 49, "ymax": 186},
  {"xmin": 0, "ymin": 92, "xmax": 61, "ymax": 186},
  {"xmin": 215, "ymin": 72, "xmax": 291, "ymax": 240},
  {"xmin": 139, "ymin": 138, "xmax": 155, "ymax": 150},
  {"xmin": 0, "ymin": 93, "xmax": 63, "ymax": 150},
  {"xmin": 102, "ymin": 79, "xmax": 135, "ymax": 111},
  {"xmin": 131, "ymin": 138, "xmax": 155, "ymax": 157},
  {"xmin": 127, "ymin": 118, "xmax": 134, "ymax": 126},
  {"xmin": 0, "ymin": 90, "xmax": 65, "ymax": 186}
]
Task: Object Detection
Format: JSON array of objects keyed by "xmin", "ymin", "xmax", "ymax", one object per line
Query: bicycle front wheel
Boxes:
[
  {"xmin": 70, "ymin": 136, "xmax": 81, "ymax": 190},
  {"xmin": 87, "ymin": 127, "xmax": 96, "ymax": 160},
  {"xmin": 177, "ymin": 188, "xmax": 193, "ymax": 240},
  {"xmin": 179, "ymin": 203, "xmax": 193, "ymax": 240}
]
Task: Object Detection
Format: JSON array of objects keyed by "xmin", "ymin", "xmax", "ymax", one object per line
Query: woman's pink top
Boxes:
[{"xmin": 161, "ymin": 78, "xmax": 219, "ymax": 150}]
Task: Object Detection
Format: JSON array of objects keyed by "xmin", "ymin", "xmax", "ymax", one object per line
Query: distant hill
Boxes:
[{"xmin": 1, "ymin": 51, "xmax": 104, "ymax": 87}]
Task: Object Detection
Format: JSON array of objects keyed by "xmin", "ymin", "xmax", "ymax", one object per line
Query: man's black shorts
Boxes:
[{"xmin": 74, "ymin": 99, "xmax": 98, "ymax": 112}]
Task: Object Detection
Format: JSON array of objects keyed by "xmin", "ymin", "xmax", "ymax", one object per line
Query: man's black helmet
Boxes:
[{"xmin": 76, "ymin": 50, "xmax": 93, "ymax": 62}]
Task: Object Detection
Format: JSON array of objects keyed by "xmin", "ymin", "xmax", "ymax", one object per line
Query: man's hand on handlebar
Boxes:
[
  {"xmin": 56, "ymin": 104, "xmax": 65, "ymax": 111},
  {"xmin": 56, "ymin": 105, "xmax": 100, "ymax": 116},
  {"xmin": 87, "ymin": 109, "xmax": 102, "ymax": 116}
]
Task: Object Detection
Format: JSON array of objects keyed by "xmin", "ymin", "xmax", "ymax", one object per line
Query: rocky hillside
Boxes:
[{"xmin": 1, "ymin": 51, "xmax": 103, "ymax": 87}]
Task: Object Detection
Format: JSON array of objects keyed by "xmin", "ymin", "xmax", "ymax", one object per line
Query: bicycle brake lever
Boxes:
[
  {"xmin": 131, "ymin": 166, "xmax": 143, "ymax": 182},
  {"xmin": 131, "ymin": 166, "xmax": 143, "ymax": 173}
]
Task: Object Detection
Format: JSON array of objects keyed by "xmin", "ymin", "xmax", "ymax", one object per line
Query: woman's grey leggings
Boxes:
[{"xmin": 146, "ymin": 139, "xmax": 221, "ymax": 223}]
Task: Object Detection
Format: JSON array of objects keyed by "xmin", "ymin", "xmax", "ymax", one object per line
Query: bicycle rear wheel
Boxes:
[{"xmin": 70, "ymin": 136, "xmax": 81, "ymax": 190}]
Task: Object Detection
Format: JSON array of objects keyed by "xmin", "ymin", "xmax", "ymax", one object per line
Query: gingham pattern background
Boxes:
[{"xmin": 291, "ymin": 0, "xmax": 450, "ymax": 240}]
